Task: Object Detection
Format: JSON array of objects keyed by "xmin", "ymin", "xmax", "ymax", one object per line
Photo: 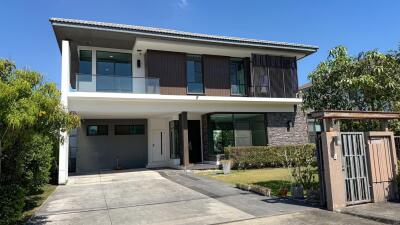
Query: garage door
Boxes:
[{"xmin": 75, "ymin": 119, "xmax": 148, "ymax": 172}]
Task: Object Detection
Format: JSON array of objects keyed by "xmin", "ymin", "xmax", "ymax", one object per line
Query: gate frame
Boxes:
[{"xmin": 311, "ymin": 110, "xmax": 400, "ymax": 211}]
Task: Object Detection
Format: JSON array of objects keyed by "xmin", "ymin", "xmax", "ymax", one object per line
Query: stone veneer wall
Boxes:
[{"xmin": 266, "ymin": 105, "xmax": 309, "ymax": 145}]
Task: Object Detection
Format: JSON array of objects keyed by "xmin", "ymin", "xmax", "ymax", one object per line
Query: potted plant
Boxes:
[
  {"xmin": 279, "ymin": 187, "xmax": 289, "ymax": 197},
  {"xmin": 221, "ymin": 159, "xmax": 232, "ymax": 174},
  {"xmin": 291, "ymin": 183, "xmax": 304, "ymax": 199}
]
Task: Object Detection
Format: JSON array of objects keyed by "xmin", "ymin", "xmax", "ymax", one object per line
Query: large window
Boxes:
[
  {"xmin": 96, "ymin": 51, "xmax": 132, "ymax": 92},
  {"xmin": 87, "ymin": 125, "xmax": 108, "ymax": 136},
  {"xmin": 79, "ymin": 50, "xmax": 92, "ymax": 74},
  {"xmin": 230, "ymin": 58, "xmax": 246, "ymax": 96},
  {"xmin": 208, "ymin": 113, "xmax": 266, "ymax": 156},
  {"xmin": 96, "ymin": 51, "xmax": 132, "ymax": 76},
  {"xmin": 186, "ymin": 55, "xmax": 204, "ymax": 94},
  {"xmin": 114, "ymin": 125, "xmax": 145, "ymax": 135}
]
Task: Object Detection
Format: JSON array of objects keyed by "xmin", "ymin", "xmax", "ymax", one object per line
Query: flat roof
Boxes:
[
  {"xmin": 50, "ymin": 18, "xmax": 318, "ymax": 54},
  {"xmin": 310, "ymin": 110, "xmax": 400, "ymax": 120}
]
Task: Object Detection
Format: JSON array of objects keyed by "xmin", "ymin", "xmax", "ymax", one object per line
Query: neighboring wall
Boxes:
[
  {"xmin": 266, "ymin": 105, "xmax": 309, "ymax": 145},
  {"xmin": 76, "ymin": 119, "xmax": 148, "ymax": 172}
]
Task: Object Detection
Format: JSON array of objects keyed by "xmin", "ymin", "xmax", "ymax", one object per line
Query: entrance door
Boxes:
[
  {"xmin": 367, "ymin": 136, "xmax": 398, "ymax": 202},
  {"xmin": 341, "ymin": 132, "xmax": 371, "ymax": 205},
  {"xmin": 188, "ymin": 120, "xmax": 202, "ymax": 163},
  {"xmin": 152, "ymin": 130, "xmax": 166, "ymax": 162}
]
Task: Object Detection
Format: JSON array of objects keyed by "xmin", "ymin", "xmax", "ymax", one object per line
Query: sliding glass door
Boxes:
[
  {"xmin": 208, "ymin": 113, "xmax": 267, "ymax": 157},
  {"xmin": 96, "ymin": 51, "xmax": 132, "ymax": 92}
]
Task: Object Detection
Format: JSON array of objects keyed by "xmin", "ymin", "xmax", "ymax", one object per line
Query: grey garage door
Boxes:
[{"xmin": 75, "ymin": 119, "xmax": 148, "ymax": 172}]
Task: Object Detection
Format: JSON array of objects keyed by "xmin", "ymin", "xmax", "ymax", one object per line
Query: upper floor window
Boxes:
[
  {"xmin": 96, "ymin": 51, "xmax": 132, "ymax": 76},
  {"xmin": 230, "ymin": 58, "xmax": 246, "ymax": 96},
  {"xmin": 186, "ymin": 55, "xmax": 204, "ymax": 94},
  {"xmin": 79, "ymin": 50, "xmax": 92, "ymax": 74}
]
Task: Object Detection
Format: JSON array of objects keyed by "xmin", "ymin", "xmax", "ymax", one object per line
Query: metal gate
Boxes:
[{"xmin": 341, "ymin": 132, "xmax": 371, "ymax": 205}]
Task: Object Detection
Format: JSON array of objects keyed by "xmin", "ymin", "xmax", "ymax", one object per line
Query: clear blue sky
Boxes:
[{"xmin": 1, "ymin": 0, "xmax": 399, "ymax": 87}]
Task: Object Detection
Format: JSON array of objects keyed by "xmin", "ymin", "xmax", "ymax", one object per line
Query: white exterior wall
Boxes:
[
  {"xmin": 147, "ymin": 118, "xmax": 178, "ymax": 168},
  {"xmin": 59, "ymin": 40, "xmax": 70, "ymax": 184}
]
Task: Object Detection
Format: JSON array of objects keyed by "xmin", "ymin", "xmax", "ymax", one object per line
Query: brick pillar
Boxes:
[{"xmin": 179, "ymin": 112, "xmax": 189, "ymax": 167}]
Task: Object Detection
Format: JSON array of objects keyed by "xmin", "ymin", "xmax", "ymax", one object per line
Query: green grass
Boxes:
[
  {"xmin": 196, "ymin": 168, "xmax": 318, "ymax": 196},
  {"xmin": 17, "ymin": 184, "xmax": 57, "ymax": 225}
]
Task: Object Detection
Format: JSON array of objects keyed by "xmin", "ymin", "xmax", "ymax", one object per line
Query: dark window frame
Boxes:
[
  {"xmin": 87, "ymin": 125, "xmax": 109, "ymax": 136},
  {"xmin": 186, "ymin": 54, "xmax": 204, "ymax": 94},
  {"xmin": 207, "ymin": 112, "xmax": 268, "ymax": 156},
  {"xmin": 229, "ymin": 58, "xmax": 247, "ymax": 96},
  {"xmin": 114, "ymin": 124, "xmax": 145, "ymax": 135}
]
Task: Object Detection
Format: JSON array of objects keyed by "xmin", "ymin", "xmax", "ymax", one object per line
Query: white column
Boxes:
[{"xmin": 59, "ymin": 40, "xmax": 70, "ymax": 184}]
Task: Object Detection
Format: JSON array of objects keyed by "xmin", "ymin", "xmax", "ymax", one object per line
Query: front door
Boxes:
[
  {"xmin": 188, "ymin": 120, "xmax": 202, "ymax": 163},
  {"xmin": 152, "ymin": 130, "xmax": 166, "ymax": 162}
]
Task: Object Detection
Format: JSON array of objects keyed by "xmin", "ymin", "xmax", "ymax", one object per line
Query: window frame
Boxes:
[
  {"xmin": 114, "ymin": 124, "xmax": 145, "ymax": 135},
  {"xmin": 229, "ymin": 58, "xmax": 247, "ymax": 96},
  {"xmin": 86, "ymin": 125, "xmax": 109, "ymax": 136},
  {"xmin": 186, "ymin": 54, "xmax": 204, "ymax": 94}
]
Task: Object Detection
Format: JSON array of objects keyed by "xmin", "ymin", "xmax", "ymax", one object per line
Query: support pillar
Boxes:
[
  {"xmin": 179, "ymin": 112, "xmax": 189, "ymax": 167},
  {"xmin": 58, "ymin": 40, "xmax": 70, "ymax": 184}
]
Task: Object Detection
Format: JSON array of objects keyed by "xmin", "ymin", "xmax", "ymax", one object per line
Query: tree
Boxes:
[
  {"xmin": 0, "ymin": 59, "xmax": 79, "ymax": 224},
  {"xmin": 302, "ymin": 46, "xmax": 400, "ymax": 132}
]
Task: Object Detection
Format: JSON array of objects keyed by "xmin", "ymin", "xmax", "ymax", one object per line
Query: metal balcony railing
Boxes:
[{"xmin": 75, "ymin": 74, "xmax": 160, "ymax": 94}]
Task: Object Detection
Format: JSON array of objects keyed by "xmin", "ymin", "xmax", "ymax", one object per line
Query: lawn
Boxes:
[
  {"xmin": 18, "ymin": 184, "xmax": 57, "ymax": 224},
  {"xmin": 196, "ymin": 168, "xmax": 318, "ymax": 196}
]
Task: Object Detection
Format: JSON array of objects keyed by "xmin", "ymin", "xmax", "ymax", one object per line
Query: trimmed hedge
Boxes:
[
  {"xmin": 224, "ymin": 144, "xmax": 316, "ymax": 169},
  {"xmin": 0, "ymin": 185, "xmax": 25, "ymax": 225}
]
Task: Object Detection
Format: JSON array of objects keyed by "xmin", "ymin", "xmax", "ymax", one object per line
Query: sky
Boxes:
[{"xmin": 0, "ymin": 0, "xmax": 399, "ymax": 87}]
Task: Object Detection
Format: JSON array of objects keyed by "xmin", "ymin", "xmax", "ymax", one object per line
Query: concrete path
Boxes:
[
  {"xmin": 30, "ymin": 169, "xmax": 253, "ymax": 225},
  {"xmin": 28, "ymin": 169, "xmax": 387, "ymax": 225},
  {"xmin": 159, "ymin": 169, "xmax": 314, "ymax": 217},
  {"xmin": 341, "ymin": 202, "xmax": 400, "ymax": 224},
  {"xmin": 224, "ymin": 209, "xmax": 385, "ymax": 225}
]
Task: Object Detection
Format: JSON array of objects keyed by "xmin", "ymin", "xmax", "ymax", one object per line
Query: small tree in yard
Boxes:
[
  {"xmin": 302, "ymin": 46, "xmax": 400, "ymax": 132},
  {"xmin": 0, "ymin": 59, "xmax": 80, "ymax": 225}
]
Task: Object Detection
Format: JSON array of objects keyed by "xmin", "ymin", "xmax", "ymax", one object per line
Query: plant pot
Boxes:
[
  {"xmin": 279, "ymin": 187, "xmax": 289, "ymax": 197},
  {"xmin": 291, "ymin": 184, "xmax": 304, "ymax": 199},
  {"xmin": 221, "ymin": 160, "xmax": 232, "ymax": 174}
]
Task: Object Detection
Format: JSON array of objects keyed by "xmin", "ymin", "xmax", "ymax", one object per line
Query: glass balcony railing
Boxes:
[{"xmin": 75, "ymin": 74, "xmax": 160, "ymax": 94}]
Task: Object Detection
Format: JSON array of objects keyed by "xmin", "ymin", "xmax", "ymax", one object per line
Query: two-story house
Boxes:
[{"xmin": 50, "ymin": 18, "xmax": 318, "ymax": 184}]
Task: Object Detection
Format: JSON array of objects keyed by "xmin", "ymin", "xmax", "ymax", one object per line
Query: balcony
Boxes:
[{"xmin": 74, "ymin": 74, "xmax": 160, "ymax": 94}]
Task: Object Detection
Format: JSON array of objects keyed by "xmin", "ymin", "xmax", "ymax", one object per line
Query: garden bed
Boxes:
[{"xmin": 196, "ymin": 168, "xmax": 318, "ymax": 197}]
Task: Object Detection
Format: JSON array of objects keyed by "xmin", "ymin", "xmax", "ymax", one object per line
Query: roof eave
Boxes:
[{"xmin": 50, "ymin": 18, "xmax": 318, "ymax": 55}]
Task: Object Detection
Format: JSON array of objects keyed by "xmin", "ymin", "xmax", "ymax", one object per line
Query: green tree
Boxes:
[
  {"xmin": 302, "ymin": 46, "xmax": 400, "ymax": 132},
  {"xmin": 0, "ymin": 59, "xmax": 79, "ymax": 224}
]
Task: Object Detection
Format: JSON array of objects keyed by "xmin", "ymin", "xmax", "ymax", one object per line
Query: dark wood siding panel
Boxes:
[
  {"xmin": 243, "ymin": 57, "xmax": 251, "ymax": 97},
  {"xmin": 203, "ymin": 55, "xmax": 230, "ymax": 96},
  {"xmin": 146, "ymin": 50, "xmax": 186, "ymax": 95}
]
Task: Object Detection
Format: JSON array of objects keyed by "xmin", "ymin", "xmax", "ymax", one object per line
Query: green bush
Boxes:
[
  {"xmin": 0, "ymin": 185, "xmax": 25, "ymax": 225},
  {"xmin": 224, "ymin": 144, "xmax": 316, "ymax": 169}
]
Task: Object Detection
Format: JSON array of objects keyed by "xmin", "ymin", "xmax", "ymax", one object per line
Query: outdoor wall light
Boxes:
[
  {"xmin": 137, "ymin": 59, "xmax": 141, "ymax": 68},
  {"xmin": 333, "ymin": 135, "xmax": 342, "ymax": 146}
]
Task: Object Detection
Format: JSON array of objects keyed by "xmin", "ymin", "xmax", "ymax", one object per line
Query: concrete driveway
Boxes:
[
  {"xmin": 29, "ymin": 169, "xmax": 384, "ymax": 225},
  {"xmin": 30, "ymin": 169, "xmax": 254, "ymax": 225}
]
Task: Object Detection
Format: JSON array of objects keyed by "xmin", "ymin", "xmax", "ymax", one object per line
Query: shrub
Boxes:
[
  {"xmin": 0, "ymin": 185, "xmax": 25, "ymax": 225},
  {"xmin": 224, "ymin": 144, "xmax": 316, "ymax": 170}
]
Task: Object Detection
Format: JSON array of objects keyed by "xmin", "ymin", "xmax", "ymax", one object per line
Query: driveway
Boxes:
[{"xmin": 29, "ymin": 169, "xmax": 384, "ymax": 225}]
